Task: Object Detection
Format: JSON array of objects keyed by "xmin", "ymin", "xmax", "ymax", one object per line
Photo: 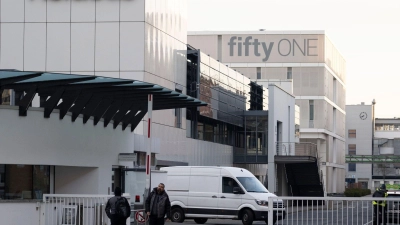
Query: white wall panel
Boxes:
[
  {"xmin": 144, "ymin": 24, "xmax": 187, "ymax": 88},
  {"xmin": 47, "ymin": 0, "xmax": 71, "ymax": 22},
  {"xmin": 0, "ymin": 203, "xmax": 39, "ymax": 225},
  {"xmin": 55, "ymin": 166, "xmax": 99, "ymax": 194},
  {"xmin": 0, "ymin": 23, "xmax": 24, "ymax": 70},
  {"xmin": 96, "ymin": 0, "xmax": 120, "ymax": 22},
  {"xmin": 24, "ymin": 23, "xmax": 46, "ymax": 71},
  {"xmin": 71, "ymin": 23, "xmax": 95, "ymax": 72},
  {"xmin": 25, "ymin": 0, "xmax": 46, "ymax": 22},
  {"xmin": 120, "ymin": 22, "xmax": 145, "ymax": 71},
  {"xmin": 120, "ymin": 0, "xmax": 145, "ymax": 22},
  {"xmin": 120, "ymin": 72, "xmax": 144, "ymax": 81},
  {"xmin": 0, "ymin": 0, "xmax": 24, "ymax": 22},
  {"xmin": 95, "ymin": 72, "xmax": 119, "ymax": 79},
  {"xmin": 153, "ymin": 123, "xmax": 233, "ymax": 166},
  {"xmin": 144, "ymin": 0, "xmax": 187, "ymax": 43},
  {"xmin": 71, "ymin": 0, "xmax": 95, "ymax": 22},
  {"xmin": 47, "ymin": 23, "xmax": 70, "ymax": 71},
  {"xmin": 95, "ymin": 23, "xmax": 119, "ymax": 71},
  {"xmin": 71, "ymin": 71, "xmax": 95, "ymax": 76},
  {"xmin": 0, "ymin": 106, "xmax": 136, "ymax": 194}
]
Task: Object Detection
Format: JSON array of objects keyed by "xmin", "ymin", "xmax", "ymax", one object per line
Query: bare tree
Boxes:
[{"xmin": 375, "ymin": 163, "xmax": 388, "ymax": 182}]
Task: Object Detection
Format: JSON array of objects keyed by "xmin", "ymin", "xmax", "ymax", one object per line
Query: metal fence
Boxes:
[
  {"xmin": 42, "ymin": 194, "xmax": 131, "ymax": 225},
  {"xmin": 267, "ymin": 196, "xmax": 398, "ymax": 225}
]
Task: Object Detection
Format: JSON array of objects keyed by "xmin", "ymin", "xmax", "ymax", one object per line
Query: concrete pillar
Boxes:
[{"xmin": 268, "ymin": 162, "xmax": 276, "ymax": 193}]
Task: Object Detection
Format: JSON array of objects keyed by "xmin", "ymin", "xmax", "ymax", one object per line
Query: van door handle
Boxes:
[
  {"xmin": 221, "ymin": 196, "xmax": 226, "ymax": 198},
  {"xmin": 212, "ymin": 195, "xmax": 217, "ymax": 198}
]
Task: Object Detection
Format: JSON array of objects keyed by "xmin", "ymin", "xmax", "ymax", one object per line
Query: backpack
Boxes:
[
  {"xmin": 115, "ymin": 197, "xmax": 130, "ymax": 219},
  {"xmin": 373, "ymin": 190, "xmax": 385, "ymax": 203}
]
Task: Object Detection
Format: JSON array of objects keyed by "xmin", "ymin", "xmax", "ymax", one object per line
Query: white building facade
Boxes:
[
  {"xmin": 0, "ymin": 1, "xmax": 297, "ymax": 224},
  {"xmin": 345, "ymin": 102, "xmax": 374, "ymax": 189},
  {"xmin": 345, "ymin": 102, "xmax": 400, "ymax": 190},
  {"xmin": 188, "ymin": 31, "xmax": 347, "ymax": 194}
]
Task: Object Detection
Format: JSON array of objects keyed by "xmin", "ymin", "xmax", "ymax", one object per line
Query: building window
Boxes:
[
  {"xmin": 1, "ymin": 89, "xmax": 11, "ymax": 105},
  {"xmin": 309, "ymin": 100, "xmax": 314, "ymax": 128},
  {"xmin": 0, "ymin": 164, "xmax": 50, "ymax": 200},
  {"xmin": 222, "ymin": 177, "xmax": 240, "ymax": 193},
  {"xmin": 175, "ymin": 88, "xmax": 182, "ymax": 128},
  {"xmin": 309, "ymin": 100, "xmax": 314, "ymax": 120},
  {"xmin": 175, "ymin": 108, "xmax": 182, "ymax": 128},
  {"xmin": 348, "ymin": 144, "xmax": 356, "ymax": 155},
  {"xmin": 348, "ymin": 163, "xmax": 356, "ymax": 172},
  {"xmin": 197, "ymin": 122, "xmax": 204, "ymax": 140},
  {"xmin": 348, "ymin": 129, "xmax": 356, "ymax": 138},
  {"xmin": 257, "ymin": 67, "xmax": 261, "ymax": 79},
  {"xmin": 287, "ymin": 67, "xmax": 292, "ymax": 79}
]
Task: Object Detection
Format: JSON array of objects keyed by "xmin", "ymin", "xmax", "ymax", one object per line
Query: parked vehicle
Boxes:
[{"xmin": 160, "ymin": 166, "xmax": 286, "ymax": 225}]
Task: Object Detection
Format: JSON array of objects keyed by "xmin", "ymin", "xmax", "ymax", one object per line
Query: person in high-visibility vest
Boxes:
[{"xmin": 372, "ymin": 184, "xmax": 388, "ymax": 225}]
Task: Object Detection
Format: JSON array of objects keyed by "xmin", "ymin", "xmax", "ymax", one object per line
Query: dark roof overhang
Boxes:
[{"xmin": 0, "ymin": 70, "xmax": 207, "ymax": 132}]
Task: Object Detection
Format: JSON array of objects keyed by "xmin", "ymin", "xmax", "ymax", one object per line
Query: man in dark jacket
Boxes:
[
  {"xmin": 372, "ymin": 184, "xmax": 388, "ymax": 225},
  {"xmin": 105, "ymin": 187, "xmax": 131, "ymax": 225},
  {"xmin": 145, "ymin": 183, "xmax": 171, "ymax": 225}
]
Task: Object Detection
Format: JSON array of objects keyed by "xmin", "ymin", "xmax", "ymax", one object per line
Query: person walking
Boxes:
[
  {"xmin": 372, "ymin": 184, "xmax": 388, "ymax": 225},
  {"xmin": 145, "ymin": 183, "xmax": 171, "ymax": 225},
  {"xmin": 105, "ymin": 187, "xmax": 131, "ymax": 225}
]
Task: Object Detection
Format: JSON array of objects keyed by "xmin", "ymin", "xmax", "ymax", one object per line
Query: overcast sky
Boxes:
[{"xmin": 188, "ymin": 0, "xmax": 400, "ymax": 118}]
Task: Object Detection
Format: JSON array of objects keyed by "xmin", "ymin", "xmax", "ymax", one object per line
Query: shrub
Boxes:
[{"xmin": 344, "ymin": 188, "xmax": 371, "ymax": 197}]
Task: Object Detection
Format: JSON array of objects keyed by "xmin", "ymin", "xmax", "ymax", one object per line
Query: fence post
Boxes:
[{"xmin": 268, "ymin": 197, "xmax": 274, "ymax": 225}]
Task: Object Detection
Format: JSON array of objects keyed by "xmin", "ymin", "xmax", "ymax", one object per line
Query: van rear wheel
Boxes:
[
  {"xmin": 241, "ymin": 209, "xmax": 254, "ymax": 225},
  {"xmin": 171, "ymin": 207, "xmax": 185, "ymax": 223},
  {"xmin": 194, "ymin": 218, "xmax": 208, "ymax": 224}
]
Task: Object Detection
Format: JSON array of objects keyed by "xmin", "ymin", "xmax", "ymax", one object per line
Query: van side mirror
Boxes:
[{"xmin": 233, "ymin": 187, "xmax": 243, "ymax": 194}]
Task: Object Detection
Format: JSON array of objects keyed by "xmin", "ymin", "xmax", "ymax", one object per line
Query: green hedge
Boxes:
[{"xmin": 344, "ymin": 188, "xmax": 371, "ymax": 197}]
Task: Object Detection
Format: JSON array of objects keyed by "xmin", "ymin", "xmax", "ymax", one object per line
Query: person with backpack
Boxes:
[
  {"xmin": 105, "ymin": 187, "xmax": 131, "ymax": 225},
  {"xmin": 145, "ymin": 183, "xmax": 171, "ymax": 225},
  {"xmin": 372, "ymin": 184, "xmax": 388, "ymax": 225}
]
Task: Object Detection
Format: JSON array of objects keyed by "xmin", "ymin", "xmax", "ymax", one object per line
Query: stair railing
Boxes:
[{"xmin": 314, "ymin": 147, "xmax": 326, "ymax": 196}]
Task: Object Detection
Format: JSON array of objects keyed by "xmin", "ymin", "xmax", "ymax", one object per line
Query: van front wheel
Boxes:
[
  {"xmin": 241, "ymin": 209, "xmax": 254, "ymax": 225},
  {"xmin": 171, "ymin": 207, "xmax": 185, "ymax": 223},
  {"xmin": 194, "ymin": 218, "xmax": 208, "ymax": 224}
]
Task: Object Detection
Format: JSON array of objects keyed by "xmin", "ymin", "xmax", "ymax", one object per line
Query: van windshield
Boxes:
[{"xmin": 237, "ymin": 177, "xmax": 269, "ymax": 193}]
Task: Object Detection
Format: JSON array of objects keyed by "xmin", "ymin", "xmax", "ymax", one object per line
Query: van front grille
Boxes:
[{"xmin": 273, "ymin": 202, "xmax": 285, "ymax": 208}]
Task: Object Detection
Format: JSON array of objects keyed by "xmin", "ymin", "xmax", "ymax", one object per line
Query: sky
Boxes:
[{"xmin": 187, "ymin": 0, "xmax": 400, "ymax": 118}]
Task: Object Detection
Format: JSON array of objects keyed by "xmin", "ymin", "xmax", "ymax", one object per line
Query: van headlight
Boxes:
[{"xmin": 255, "ymin": 200, "xmax": 268, "ymax": 206}]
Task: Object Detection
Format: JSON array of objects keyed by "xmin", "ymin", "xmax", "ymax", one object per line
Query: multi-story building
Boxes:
[
  {"xmin": 345, "ymin": 101, "xmax": 400, "ymax": 190},
  {"xmin": 0, "ymin": 1, "xmax": 298, "ymax": 223},
  {"xmin": 345, "ymin": 102, "xmax": 375, "ymax": 189},
  {"xmin": 188, "ymin": 31, "xmax": 347, "ymax": 194},
  {"xmin": 373, "ymin": 117, "xmax": 400, "ymax": 189}
]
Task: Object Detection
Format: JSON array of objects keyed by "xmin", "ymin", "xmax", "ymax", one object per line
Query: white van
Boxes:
[{"xmin": 160, "ymin": 166, "xmax": 286, "ymax": 225}]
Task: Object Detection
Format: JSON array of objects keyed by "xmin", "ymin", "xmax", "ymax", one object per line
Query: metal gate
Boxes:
[
  {"xmin": 267, "ymin": 196, "xmax": 399, "ymax": 225},
  {"xmin": 42, "ymin": 194, "xmax": 130, "ymax": 225}
]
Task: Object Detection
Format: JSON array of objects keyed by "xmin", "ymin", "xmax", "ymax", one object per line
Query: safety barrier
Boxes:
[
  {"xmin": 42, "ymin": 194, "xmax": 130, "ymax": 225},
  {"xmin": 267, "ymin": 196, "xmax": 399, "ymax": 225}
]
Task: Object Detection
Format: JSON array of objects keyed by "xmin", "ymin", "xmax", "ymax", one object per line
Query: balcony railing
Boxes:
[
  {"xmin": 276, "ymin": 142, "xmax": 318, "ymax": 158},
  {"xmin": 233, "ymin": 147, "xmax": 268, "ymax": 163}
]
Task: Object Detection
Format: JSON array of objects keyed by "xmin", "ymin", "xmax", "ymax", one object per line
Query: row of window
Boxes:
[
  {"xmin": 256, "ymin": 67, "xmax": 293, "ymax": 80},
  {"xmin": 376, "ymin": 124, "xmax": 400, "ymax": 131}
]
